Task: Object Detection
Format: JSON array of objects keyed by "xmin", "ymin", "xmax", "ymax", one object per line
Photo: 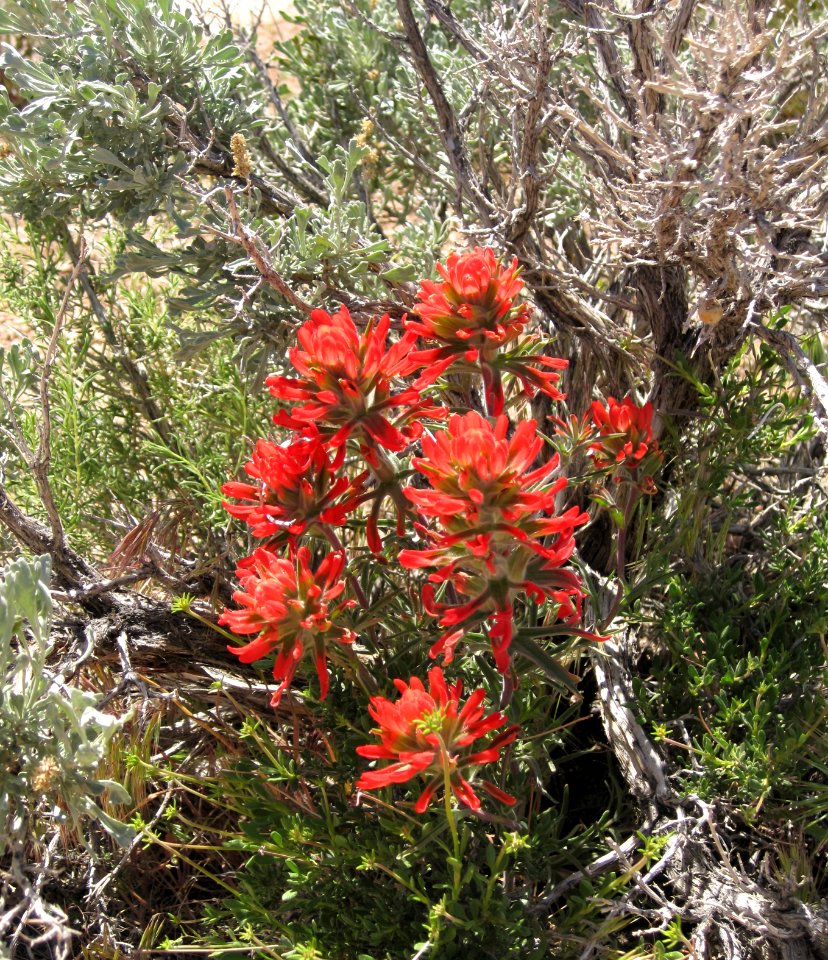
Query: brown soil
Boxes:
[
  {"xmin": 0, "ymin": 313, "xmax": 30, "ymax": 350},
  {"xmin": 195, "ymin": 0, "xmax": 301, "ymax": 56}
]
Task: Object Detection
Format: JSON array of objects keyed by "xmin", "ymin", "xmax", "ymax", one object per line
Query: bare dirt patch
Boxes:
[
  {"xmin": 0, "ymin": 314, "xmax": 30, "ymax": 350},
  {"xmin": 195, "ymin": 0, "xmax": 300, "ymax": 57}
]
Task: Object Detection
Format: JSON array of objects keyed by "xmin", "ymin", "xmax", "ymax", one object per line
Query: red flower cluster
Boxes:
[
  {"xmin": 267, "ymin": 307, "xmax": 443, "ymax": 452},
  {"xmin": 220, "ymin": 546, "xmax": 356, "ymax": 707},
  {"xmin": 216, "ymin": 247, "xmax": 632, "ymax": 815},
  {"xmin": 399, "ymin": 411, "xmax": 591, "ymax": 671},
  {"xmin": 356, "ymin": 667, "xmax": 517, "ymax": 812},
  {"xmin": 407, "ymin": 247, "xmax": 529, "ymax": 355},
  {"xmin": 407, "ymin": 248, "xmax": 568, "ymax": 415},
  {"xmin": 588, "ymin": 396, "xmax": 663, "ymax": 491},
  {"xmin": 220, "ymin": 303, "xmax": 447, "ymax": 706},
  {"xmin": 221, "ymin": 431, "xmax": 366, "ymax": 542}
]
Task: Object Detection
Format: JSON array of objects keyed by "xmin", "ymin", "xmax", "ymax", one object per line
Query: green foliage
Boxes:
[
  {"xmin": 0, "ymin": 0, "xmax": 459, "ymax": 372},
  {"xmin": 634, "ymin": 347, "xmax": 828, "ymax": 828},
  {"xmin": 138, "ymin": 696, "xmax": 646, "ymax": 960},
  {"xmin": 0, "ymin": 554, "xmax": 134, "ymax": 847},
  {"xmin": 0, "ymin": 0, "xmax": 258, "ymax": 223},
  {"xmin": 644, "ymin": 519, "xmax": 828, "ymax": 822},
  {"xmin": 0, "ymin": 223, "xmax": 273, "ymax": 560}
]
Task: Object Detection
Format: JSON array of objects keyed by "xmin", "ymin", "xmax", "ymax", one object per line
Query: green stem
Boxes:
[
  {"xmin": 181, "ymin": 606, "xmax": 239, "ymax": 644},
  {"xmin": 370, "ymin": 861, "xmax": 431, "ymax": 907},
  {"xmin": 437, "ymin": 735, "xmax": 462, "ymax": 902},
  {"xmin": 601, "ymin": 485, "xmax": 640, "ymax": 630},
  {"xmin": 481, "ymin": 847, "xmax": 508, "ymax": 916},
  {"xmin": 363, "ymin": 440, "xmax": 429, "ymax": 529},
  {"xmin": 321, "ymin": 523, "xmax": 380, "ymax": 655}
]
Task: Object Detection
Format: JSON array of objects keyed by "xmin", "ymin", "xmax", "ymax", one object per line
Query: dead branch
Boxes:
[
  {"xmin": 422, "ymin": 0, "xmax": 489, "ymax": 64},
  {"xmin": 591, "ymin": 637, "xmax": 672, "ymax": 807},
  {"xmin": 223, "ymin": 185, "xmax": 314, "ymax": 314},
  {"xmin": 750, "ymin": 318, "xmax": 828, "ymax": 443},
  {"xmin": 395, "ymin": 0, "xmax": 497, "ymax": 225},
  {"xmin": 0, "ymin": 240, "xmax": 86, "ymax": 558}
]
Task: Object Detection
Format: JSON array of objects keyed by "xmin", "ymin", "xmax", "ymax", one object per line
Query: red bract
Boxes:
[
  {"xmin": 407, "ymin": 249, "xmax": 569, "ymax": 415},
  {"xmin": 221, "ymin": 431, "xmax": 366, "ymax": 541},
  {"xmin": 588, "ymin": 396, "xmax": 662, "ymax": 474},
  {"xmin": 398, "ymin": 412, "xmax": 592, "ymax": 671},
  {"xmin": 416, "ymin": 544, "xmax": 592, "ymax": 672},
  {"xmin": 407, "ymin": 249, "xmax": 530, "ymax": 415},
  {"xmin": 220, "ymin": 546, "xmax": 356, "ymax": 707},
  {"xmin": 496, "ymin": 351, "xmax": 568, "ymax": 406},
  {"xmin": 266, "ymin": 306, "xmax": 443, "ymax": 452},
  {"xmin": 408, "ymin": 247, "xmax": 529, "ymax": 352},
  {"xmin": 355, "ymin": 667, "xmax": 517, "ymax": 813},
  {"xmin": 404, "ymin": 411, "xmax": 566, "ymax": 536}
]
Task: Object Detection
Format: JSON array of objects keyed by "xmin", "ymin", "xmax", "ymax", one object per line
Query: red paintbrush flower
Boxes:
[
  {"xmin": 398, "ymin": 412, "xmax": 594, "ymax": 671},
  {"xmin": 221, "ymin": 430, "xmax": 367, "ymax": 541},
  {"xmin": 414, "ymin": 540, "xmax": 594, "ymax": 672},
  {"xmin": 403, "ymin": 411, "xmax": 568, "ymax": 537},
  {"xmin": 407, "ymin": 247, "xmax": 529, "ymax": 353},
  {"xmin": 266, "ymin": 306, "xmax": 443, "ymax": 452},
  {"xmin": 355, "ymin": 667, "xmax": 518, "ymax": 813},
  {"xmin": 407, "ymin": 248, "xmax": 529, "ymax": 414},
  {"xmin": 407, "ymin": 249, "xmax": 568, "ymax": 414},
  {"xmin": 220, "ymin": 546, "xmax": 356, "ymax": 707},
  {"xmin": 588, "ymin": 396, "xmax": 663, "ymax": 488}
]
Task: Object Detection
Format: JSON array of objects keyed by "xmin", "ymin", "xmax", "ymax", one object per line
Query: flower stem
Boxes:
[
  {"xmin": 364, "ymin": 442, "xmax": 424, "ymax": 526},
  {"xmin": 340, "ymin": 643, "xmax": 378, "ymax": 696},
  {"xmin": 179, "ymin": 606, "xmax": 239, "ymax": 644},
  {"xmin": 437, "ymin": 735, "xmax": 462, "ymax": 901},
  {"xmin": 481, "ymin": 362, "xmax": 501, "ymax": 418},
  {"xmin": 321, "ymin": 524, "xmax": 369, "ymax": 608},
  {"xmin": 601, "ymin": 485, "xmax": 640, "ymax": 630},
  {"xmin": 320, "ymin": 524, "xmax": 385, "ymax": 661},
  {"xmin": 499, "ymin": 670, "xmax": 515, "ymax": 711},
  {"xmin": 481, "ymin": 846, "xmax": 508, "ymax": 916}
]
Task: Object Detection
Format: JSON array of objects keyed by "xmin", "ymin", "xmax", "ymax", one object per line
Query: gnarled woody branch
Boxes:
[
  {"xmin": 395, "ymin": 0, "xmax": 496, "ymax": 225},
  {"xmin": 223, "ymin": 186, "xmax": 314, "ymax": 315},
  {"xmin": 0, "ymin": 482, "xmax": 276, "ymax": 714},
  {"xmin": 0, "ymin": 485, "xmax": 100, "ymax": 606}
]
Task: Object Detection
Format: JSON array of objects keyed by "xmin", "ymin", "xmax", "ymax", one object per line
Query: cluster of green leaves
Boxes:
[
  {"xmin": 0, "ymin": 0, "xmax": 459, "ymax": 376},
  {"xmin": 634, "ymin": 340, "xmax": 828, "ymax": 836},
  {"xmin": 0, "ymin": 554, "xmax": 134, "ymax": 847},
  {"xmin": 0, "ymin": 0, "xmax": 591, "ymax": 378},
  {"xmin": 116, "ymin": 142, "xmax": 419, "ymax": 381},
  {"xmin": 0, "ymin": 221, "xmax": 273, "ymax": 562},
  {"xmin": 272, "ymin": 0, "xmax": 465, "ymax": 218},
  {"xmin": 0, "ymin": 0, "xmax": 258, "ymax": 224}
]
